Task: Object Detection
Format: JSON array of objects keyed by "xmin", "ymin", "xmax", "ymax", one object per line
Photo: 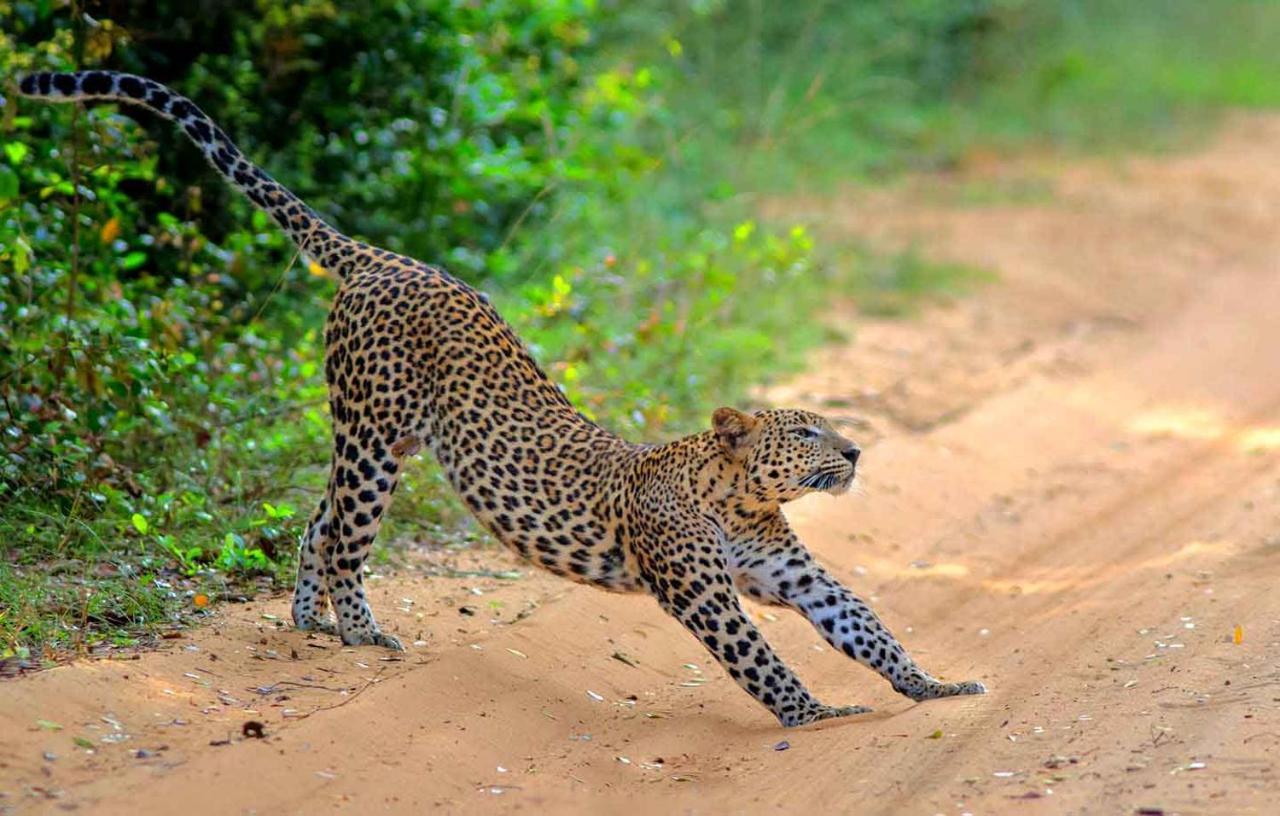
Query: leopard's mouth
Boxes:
[{"xmin": 798, "ymin": 469, "xmax": 852, "ymax": 493}]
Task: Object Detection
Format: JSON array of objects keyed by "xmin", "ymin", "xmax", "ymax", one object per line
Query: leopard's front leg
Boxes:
[
  {"xmin": 728, "ymin": 515, "xmax": 986, "ymax": 702},
  {"xmin": 638, "ymin": 523, "xmax": 871, "ymax": 727}
]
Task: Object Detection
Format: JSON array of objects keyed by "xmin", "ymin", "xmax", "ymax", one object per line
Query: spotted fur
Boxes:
[{"xmin": 19, "ymin": 71, "xmax": 985, "ymax": 726}]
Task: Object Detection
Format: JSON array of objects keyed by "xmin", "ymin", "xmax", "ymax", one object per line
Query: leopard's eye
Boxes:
[{"xmin": 791, "ymin": 427, "xmax": 819, "ymax": 440}]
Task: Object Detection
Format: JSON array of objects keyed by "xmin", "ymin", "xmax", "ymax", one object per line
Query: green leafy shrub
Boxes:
[
  {"xmin": 5, "ymin": 0, "xmax": 1277, "ymax": 654},
  {"xmin": 0, "ymin": 0, "xmax": 690, "ymax": 653}
]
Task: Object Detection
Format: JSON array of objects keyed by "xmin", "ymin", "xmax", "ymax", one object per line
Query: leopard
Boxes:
[{"xmin": 18, "ymin": 71, "xmax": 986, "ymax": 726}]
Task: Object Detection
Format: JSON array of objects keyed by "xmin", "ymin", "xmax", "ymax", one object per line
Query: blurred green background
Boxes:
[{"xmin": 3, "ymin": 0, "xmax": 1279, "ymax": 655}]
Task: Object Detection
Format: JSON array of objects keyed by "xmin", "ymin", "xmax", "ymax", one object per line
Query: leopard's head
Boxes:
[{"xmin": 712, "ymin": 407, "xmax": 860, "ymax": 503}]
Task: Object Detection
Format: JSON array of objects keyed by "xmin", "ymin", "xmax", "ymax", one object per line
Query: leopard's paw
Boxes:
[
  {"xmin": 908, "ymin": 679, "xmax": 987, "ymax": 701},
  {"xmin": 786, "ymin": 703, "xmax": 873, "ymax": 727},
  {"xmin": 293, "ymin": 616, "xmax": 338, "ymax": 636},
  {"xmin": 369, "ymin": 630, "xmax": 404, "ymax": 651}
]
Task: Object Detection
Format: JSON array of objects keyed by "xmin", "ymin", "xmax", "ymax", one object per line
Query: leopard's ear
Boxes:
[{"xmin": 712, "ymin": 407, "xmax": 759, "ymax": 459}]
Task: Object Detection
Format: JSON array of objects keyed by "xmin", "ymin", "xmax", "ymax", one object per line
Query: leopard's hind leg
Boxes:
[
  {"xmin": 291, "ymin": 487, "xmax": 337, "ymax": 635},
  {"xmin": 311, "ymin": 281, "xmax": 429, "ymax": 650},
  {"xmin": 321, "ymin": 418, "xmax": 407, "ymax": 650}
]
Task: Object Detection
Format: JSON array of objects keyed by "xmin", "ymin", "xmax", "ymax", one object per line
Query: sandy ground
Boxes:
[{"xmin": 3, "ymin": 116, "xmax": 1280, "ymax": 815}]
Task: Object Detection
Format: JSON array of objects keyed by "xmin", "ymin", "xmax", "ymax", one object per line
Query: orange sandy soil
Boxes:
[{"xmin": 3, "ymin": 116, "xmax": 1279, "ymax": 815}]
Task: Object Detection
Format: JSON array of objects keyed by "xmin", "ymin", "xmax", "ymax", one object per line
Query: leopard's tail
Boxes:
[{"xmin": 18, "ymin": 70, "xmax": 365, "ymax": 279}]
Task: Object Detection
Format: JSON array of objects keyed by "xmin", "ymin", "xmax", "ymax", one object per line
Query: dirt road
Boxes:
[{"xmin": 3, "ymin": 117, "xmax": 1279, "ymax": 815}]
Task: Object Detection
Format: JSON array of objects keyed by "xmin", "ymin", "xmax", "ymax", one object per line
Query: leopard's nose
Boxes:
[{"xmin": 841, "ymin": 447, "xmax": 860, "ymax": 467}]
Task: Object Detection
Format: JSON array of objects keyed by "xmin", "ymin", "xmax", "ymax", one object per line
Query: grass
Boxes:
[
  {"xmin": 0, "ymin": 490, "xmax": 297, "ymax": 662},
  {"xmin": 956, "ymin": 0, "xmax": 1280, "ymax": 152},
  {"xmin": 644, "ymin": 0, "xmax": 1280, "ymax": 203},
  {"xmin": 845, "ymin": 248, "xmax": 996, "ymax": 318},
  {"xmin": 0, "ymin": 562, "xmax": 174, "ymax": 654}
]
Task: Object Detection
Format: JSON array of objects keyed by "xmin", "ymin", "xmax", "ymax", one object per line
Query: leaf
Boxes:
[
  {"xmin": 0, "ymin": 165, "xmax": 18, "ymax": 202},
  {"xmin": 73, "ymin": 736, "xmax": 95, "ymax": 749},
  {"xmin": 36, "ymin": 719, "xmax": 63, "ymax": 731},
  {"xmin": 40, "ymin": 180, "xmax": 75, "ymax": 198},
  {"xmin": 10, "ymin": 236, "xmax": 31, "ymax": 275},
  {"xmin": 130, "ymin": 514, "xmax": 149, "ymax": 535},
  {"xmin": 85, "ymin": 26, "xmax": 115, "ymax": 62},
  {"xmin": 308, "ymin": 261, "xmax": 327, "ymax": 277},
  {"xmin": 120, "ymin": 251, "xmax": 147, "ymax": 271},
  {"xmin": 3, "ymin": 142, "xmax": 28, "ymax": 165}
]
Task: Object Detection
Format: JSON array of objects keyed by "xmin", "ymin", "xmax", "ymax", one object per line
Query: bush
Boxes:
[
  {"xmin": 6, "ymin": 0, "xmax": 1276, "ymax": 654},
  {"xmin": 0, "ymin": 0, "xmax": 839, "ymax": 653}
]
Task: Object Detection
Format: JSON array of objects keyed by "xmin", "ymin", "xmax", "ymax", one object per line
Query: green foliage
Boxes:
[
  {"xmin": 954, "ymin": 0, "xmax": 1280, "ymax": 151},
  {"xmin": 605, "ymin": 0, "xmax": 1280, "ymax": 198},
  {"xmin": 0, "ymin": 0, "xmax": 608, "ymax": 653},
  {"xmin": 502, "ymin": 222, "xmax": 824, "ymax": 430},
  {"xmin": 847, "ymin": 248, "xmax": 994, "ymax": 318},
  {"xmin": 0, "ymin": 560, "xmax": 176, "ymax": 658},
  {"xmin": 4, "ymin": 0, "xmax": 1278, "ymax": 655},
  {"xmin": 99, "ymin": 0, "xmax": 612, "ymax": 274},
  {"xmin": 597, "ymin": 0, "xmax": 1004, "ymax": 194}
]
